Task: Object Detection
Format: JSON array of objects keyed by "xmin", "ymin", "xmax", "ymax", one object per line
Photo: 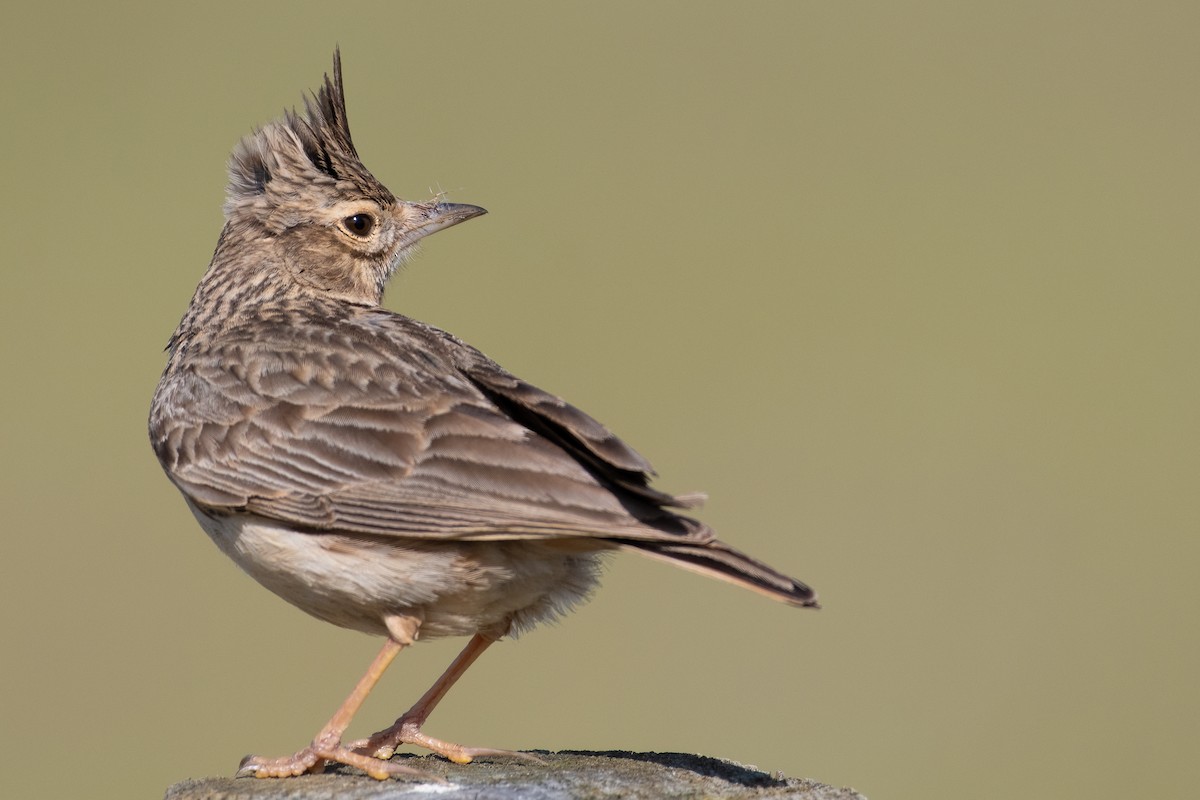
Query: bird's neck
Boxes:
[{"xmin": 163, "ymin": 223, "xmax": 375, "ymax": 371}]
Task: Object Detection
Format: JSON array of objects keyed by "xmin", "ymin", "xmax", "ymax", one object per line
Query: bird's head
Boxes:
[{"xmin": 221, "ymin": 49, "xmax": 485, "ymax": 304}]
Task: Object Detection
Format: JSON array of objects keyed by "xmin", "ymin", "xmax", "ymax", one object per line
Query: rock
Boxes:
[{"xmin": 164, "ymin": 750, "xmax": 866, "ymax": 799}]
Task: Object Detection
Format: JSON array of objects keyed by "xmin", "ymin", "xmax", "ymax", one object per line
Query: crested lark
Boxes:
[{"xmin": 149, "ymin": 50, "xmax": 818, "ymax": 781}]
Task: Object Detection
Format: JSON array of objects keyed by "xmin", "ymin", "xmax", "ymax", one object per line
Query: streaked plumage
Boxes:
[{"xmin": 149, "ymin": 50, "xmax": 816, "ymax": 780}]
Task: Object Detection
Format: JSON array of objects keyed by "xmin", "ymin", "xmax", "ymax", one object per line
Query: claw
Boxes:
[
  {"xmin": 236, "ymin": 744, "xmax": 440, "ymax": 782},
  {"xmin": 354, "ymin": 717, "xmax": 542, "ymax": 766},
  {"xmin": 237, "ymin": 749, "xmax": 323, "ymax": 779}
]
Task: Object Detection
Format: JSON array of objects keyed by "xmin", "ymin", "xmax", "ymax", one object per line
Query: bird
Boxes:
[{"xmin": 148, "ymin": 49, "xmax": 818, "ymax": 781}]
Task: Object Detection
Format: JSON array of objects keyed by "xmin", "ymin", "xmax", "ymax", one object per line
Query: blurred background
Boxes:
[{"xmin": 2, "ymin": 2, "xmax": 1196, "ymax": 799}]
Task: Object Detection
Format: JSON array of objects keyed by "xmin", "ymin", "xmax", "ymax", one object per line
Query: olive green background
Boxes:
[{"xmin": 2, "ymin": 2, "xmax": 1196, "ymax": 799}]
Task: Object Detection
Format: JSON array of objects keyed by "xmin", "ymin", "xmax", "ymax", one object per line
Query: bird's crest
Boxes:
[{"xmin": 224, "ymin": 48, "xmax": 394, "ymax": 223}]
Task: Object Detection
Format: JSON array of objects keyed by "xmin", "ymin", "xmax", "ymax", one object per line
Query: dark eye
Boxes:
[{"xmin": 343, "ymin": 213, "xmax": 375, "ymax": 237}]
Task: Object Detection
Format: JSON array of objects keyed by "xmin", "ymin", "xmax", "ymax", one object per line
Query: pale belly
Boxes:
[{"xmin": 187, "ymin": 501, "xmax": 606, "ymax": 640}]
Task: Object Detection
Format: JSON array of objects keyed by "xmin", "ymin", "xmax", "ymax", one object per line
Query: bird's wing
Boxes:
[{"xmin": 151, "ymin": 319, "xmax": 710, "ymax": 545}]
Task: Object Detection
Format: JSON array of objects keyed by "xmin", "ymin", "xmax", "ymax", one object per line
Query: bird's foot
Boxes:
[
  {"xmin": 237, "ymin": 732, "xmax": 440, "ymax": 780},
  {"xmin": 349, "ymin": 716, "xmax": 543, "ymax": 766}
]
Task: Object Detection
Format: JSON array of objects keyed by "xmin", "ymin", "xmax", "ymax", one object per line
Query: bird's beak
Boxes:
[{"xmin": 399, "ymin": 202, "xmax": 487, "ymax": 247}]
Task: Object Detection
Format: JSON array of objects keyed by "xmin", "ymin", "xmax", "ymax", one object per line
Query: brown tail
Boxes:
[{"xmin": 622, "ymin": 539, "xmax": 819, "ymax": 608}]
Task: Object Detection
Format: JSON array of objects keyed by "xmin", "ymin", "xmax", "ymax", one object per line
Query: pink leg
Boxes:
[
  {"xmin": 237, "ymin": 617, "xmax": 437, "ymax": 780},
  {"xmin": 351, "ymin": 632, "xmax": 541, "ymax": 765}
]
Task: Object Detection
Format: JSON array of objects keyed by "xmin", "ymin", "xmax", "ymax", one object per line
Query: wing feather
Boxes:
[{"xmin": 150, "ymin": 314, "xmax": 709, "ymax": 546}]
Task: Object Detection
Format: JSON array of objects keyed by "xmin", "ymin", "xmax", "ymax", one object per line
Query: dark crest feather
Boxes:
[
  {"xmin": 289, "ymin": 47, "xmax": 359, "ymax": 177},
  {"xmin": 226, "ymin": 49, "xmax": 393, "ymax": 210}
]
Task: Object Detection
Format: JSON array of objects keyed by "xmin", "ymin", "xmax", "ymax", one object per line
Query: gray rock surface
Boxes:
[{"xmin": 164, "ymin": 750, "xmax": 866, "ymax": 799}]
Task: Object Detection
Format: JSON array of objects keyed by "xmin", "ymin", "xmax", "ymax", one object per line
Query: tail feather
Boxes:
[{"xmin": 623, "ymin": 539, "xmax": 819, "ymax": 608}]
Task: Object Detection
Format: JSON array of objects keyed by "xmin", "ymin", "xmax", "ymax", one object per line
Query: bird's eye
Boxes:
[{"xmin": 343, "ymin": 213, "xmax": 375, "ymax": 237}]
